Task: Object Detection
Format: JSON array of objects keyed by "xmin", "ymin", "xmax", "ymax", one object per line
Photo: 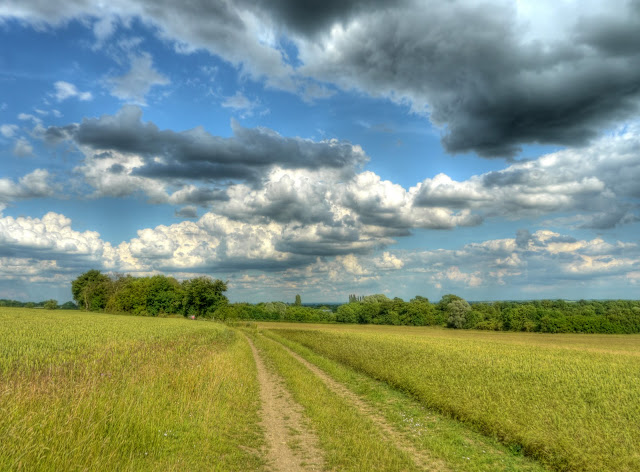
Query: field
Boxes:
[{"xmin": 2, "ymin": 309, "xmax": 639, "ymax": 471}]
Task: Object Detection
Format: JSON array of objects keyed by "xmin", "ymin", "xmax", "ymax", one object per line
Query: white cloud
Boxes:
[
  {"xmin": 0, "ymin": 212, "xmax": 106, "ymax": 255},
  {"xmin": 0, "ymin": 169, "xmax": 54, "ymax": 205},
  {"xmin": 0, "ymin": 124, "xmax": 18, "ymax": 138},
  {"xmin": 54, "ymin": 81, "xmax": 93, "ymax": 101},
  {"xmin": 12, "ymin": 138, "xmax": 34, "ymax": 157},
  {"xmin": 374, "ymin": 251, "xmax": 404, "ymax": 270},
  {"xmin": 221, "ymin": 91, "xmax": 262, "ymax": 117},
  {"xmin": 17, "ymin": 113, "xmax": 41, "ymax": 124},
  {"xmin": 107, "ymin": 53, "xmax": 170, "ymax": 105}
]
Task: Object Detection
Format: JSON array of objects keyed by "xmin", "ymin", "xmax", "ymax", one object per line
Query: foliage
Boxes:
[
  {"xmin": 446, "ymin": 299, "xmax": 471, "ymax": 328},
  {"xmin": 43, "ymin": 299, "xmax": 58, "ymax": 310},
  {"xmin": 71, "ymin": 271, "xmax": 227, "ymax": 318},
  {"xmin": 67, "ymin": 270, "xmax": 640, "ymax": 333},
  {"xmin": 71, "ymin": 269, "xmax": 111, "ymax": 311},
  {"xmin": 181, "ymin": 276, "xmax": 228, "ymax": 317}
]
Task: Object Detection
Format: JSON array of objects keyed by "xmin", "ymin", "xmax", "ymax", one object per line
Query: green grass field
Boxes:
[
  {"xmin": 266, "ymin": 323, "xmax": 640, "ymax": 472},
  {"xmin": 0, "ymin": 309, "xmax": 264, "ymax": 471},
  {"xmin": 2, "ymin": 309, "xmax": 638, "ymax": 471}
]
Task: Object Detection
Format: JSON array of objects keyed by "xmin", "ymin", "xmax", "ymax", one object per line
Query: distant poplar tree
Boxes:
[{"xmin": 295, "ymin": 294, "xmax": 302, "ymax": 306}]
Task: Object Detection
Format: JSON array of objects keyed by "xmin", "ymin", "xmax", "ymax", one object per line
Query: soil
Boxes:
[{"xmin": 245, "ymin": 335, "xmax": 324, "ymax": 472}]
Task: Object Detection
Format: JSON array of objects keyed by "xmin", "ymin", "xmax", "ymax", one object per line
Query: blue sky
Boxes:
[{"xmin": 1, "ymin": 0, "xmax": 640, "ymax": 303}]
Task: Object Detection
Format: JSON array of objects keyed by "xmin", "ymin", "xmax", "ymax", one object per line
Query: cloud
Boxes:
[
  {"xmin": 0, "ymin": 208, "xmax": 637, "ymax": 301},
  {"xmin": 0, "ymin": 212, "xmax": 107, "ymax": 258},
  {"xmin": 410, "ymin": 126, "xmax": 640, "ymax": 228},
  {"xmin": 221, "ymin": 91, "xmax": 265, "ymax": 117},
  {"xmin": 0, "ymin": 124, "xmax": 18, "ymax": 138},
  {"xmin": 54, "ymin": 81, "xmax": 93, "ymax": 101},
  {"xmin": 12, "ymin": 137, "xmax": 34, "ymax": 157},
  {"xmin": 46, "ymin": 105, "xmax": 369, "ymax": 186},
  {"xmin": 0, "ymin": 169, "xmax": 54, "ymax": 208},
  {"xmin": 175, "ymin": 205, "xmax": 198, "ymax": 219},
  {"xmin": 6, "ymin": 1, "xmax": 640, "ymax": 157},
  {"xmin": 401, "ymin": 228, "xmax": 640, "ymax": 294},
  {"xmin": 107, "ymin": 53, "xmax": 170, "ymax": 105},
  {"xmin": 295, "ymin": 1, "xmax": 640, "ymax": 158}
]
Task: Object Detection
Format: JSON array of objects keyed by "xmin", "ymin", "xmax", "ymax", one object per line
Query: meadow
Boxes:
[
  {"xmin": 2, "ymin": 308, "xmax": 638, "ymax": 471},
  {"xmin": 266, "ymin": 323, "xmax": 640, "ymax": 472},
  {"xmin": 0, "ymin": 308, "xmax": 264, "ymax": 471}
]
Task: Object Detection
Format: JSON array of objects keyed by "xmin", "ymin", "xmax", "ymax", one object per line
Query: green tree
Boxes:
[
  {"xmin": 446, "ymin": 299, "xmax": 471, "ymax": 329},
  {"xmin": 181, "ymin": 277, "xmax": 228, "ymax": 317},
  {"xmin": 71, "ymin": 270, "xmax": 112, "ymax": 311},
  {"xmin": 43, "ymin": 299, "xmax": 58, "ymax": 310},
  {"xmin": 294, "ymin": 294, "xmax": 302, "ymax": 306}
]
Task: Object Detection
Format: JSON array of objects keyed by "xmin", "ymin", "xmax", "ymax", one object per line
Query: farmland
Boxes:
[{"xmin": 2, "ymin": 309, "xmax": 639, "ymax": 471}]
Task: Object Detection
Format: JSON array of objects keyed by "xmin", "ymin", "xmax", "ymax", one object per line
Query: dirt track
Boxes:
[
  {"xmin": 247, "ymin": 331, "xmax": 452, "ymax": 471},
  {"xmin": 246, "ymin": 335, "xmax": 324, "ymax": 472}
]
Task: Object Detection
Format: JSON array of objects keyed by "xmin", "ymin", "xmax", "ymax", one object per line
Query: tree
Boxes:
[
  {"xmin": 43, "ymin": 299, "xmax": 58, "ymax": 310},
  {"xmin": 71, "ymin": 270, "xmax": 111, "ymax": 311},
  {"xmin": 181, "ymin": 277, "xmax": 228, "ymax": 317},
  {"xmin": 294, "ymin": 294, "xmax": 302, "ymax": 306},
  {"xmin": 446, "ymin": 299, "xmax": 471, "ymax": 329}
]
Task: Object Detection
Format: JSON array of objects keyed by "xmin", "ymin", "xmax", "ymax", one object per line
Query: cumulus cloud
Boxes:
[
  {"xmin": 0, "ymin": 208, "xmax": 637, "ymax": 301},
  {"xmin": 54, "ymin": 81, "xmax": 93, "ymax": 101},
  {"xmin": 411, "ymin": 126, "xmax": 640, "ymax": 228},
  {"xmin": 107, "ymin": 53, "xmax": 169, "ymax": 105},
  {"xmin": 0, "ymin": 169, "xmax": 53, "ymax": 208},
  {"xmin": 399, "ymin": 228, "xmax": 640, "ymax": 296},
  {"xmin": 0, "ymin": 212, "xmax": 107, "ymax": 258}
]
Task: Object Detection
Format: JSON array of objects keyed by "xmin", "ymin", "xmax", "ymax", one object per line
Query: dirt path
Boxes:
[
  {"xmin": 245, "ymin": 335, "xmax": 324, "ymax": 472},
  {"xmin": 272, "ymin": 337, "xmax": 451, "ymax": 472}
]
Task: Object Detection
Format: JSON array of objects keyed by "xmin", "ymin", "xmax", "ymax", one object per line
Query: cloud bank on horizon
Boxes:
[{"xmin": 0, "ymin": 0, "xmax": 639, "ymax": 302}]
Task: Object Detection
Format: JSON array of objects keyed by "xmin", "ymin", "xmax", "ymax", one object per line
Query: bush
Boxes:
[{"xmin": 43, "ymin": 299, "xmax": 58, "ymax": 310}]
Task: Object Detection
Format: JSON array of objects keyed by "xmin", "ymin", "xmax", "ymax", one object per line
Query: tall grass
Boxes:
[
  {"xmin": 0, "ymin": 308, "xmax": 264, "ymax": 471},
  {"xmin": 272, "ymin": 324, "xmax": 640, "ymax": 472}
]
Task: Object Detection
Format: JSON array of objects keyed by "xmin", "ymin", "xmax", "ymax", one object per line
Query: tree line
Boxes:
[
  {"xmin": 64, "ymin": 270, "xmax": 640, "ymax": 334},
  {"xmin": 71, "ymin": 270, "xmax": 228, "ymax": 317},
  {"xmin": 0, "ymin": 299, "xmax": 77, "ymax": 310}
]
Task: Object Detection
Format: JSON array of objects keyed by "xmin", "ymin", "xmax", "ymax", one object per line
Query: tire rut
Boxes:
[
  {"xmin": 269, "ymin": 334, "xmax": 452, "ymax": 472},
  {"xmin": 245, "ymin": 335, "xmax": 324, "ymax": 472}
]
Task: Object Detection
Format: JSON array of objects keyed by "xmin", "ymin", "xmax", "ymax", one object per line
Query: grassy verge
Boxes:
[
  {"xmin": 270, "ymin": 324, "xmax": 640, "ymax": 472},
  {"xmin": 0, "ymin": 309, "xmax": 264, "ymax": 471},
  {"xmin": 246, "ymin": 329, "xmax": 420, "ymax": 471},
  {"xmin": 262, "ymin": 328, "xmax": 546, "ymax": 472}
]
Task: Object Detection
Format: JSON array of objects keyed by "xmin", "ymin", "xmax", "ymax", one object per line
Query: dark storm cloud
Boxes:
[
  {"xmin": 301, "ymin": 1, "xmax": 640, "ymax": 158},
  {"xmin": 11, "ymin": 1, "xmax": 640, "ymax": 158},
  {"xmin": 46, "ymin": 105, "xmax": 367, "ymax": 183},
  {"xmin": 249, "ymin": 0, "xmax": 404, "ymax": 35}
]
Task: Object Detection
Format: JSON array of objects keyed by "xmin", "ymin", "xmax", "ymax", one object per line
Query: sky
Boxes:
[{"xmin": 1, "ymin": 0, "xmax": 640, "ymax": 304}]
